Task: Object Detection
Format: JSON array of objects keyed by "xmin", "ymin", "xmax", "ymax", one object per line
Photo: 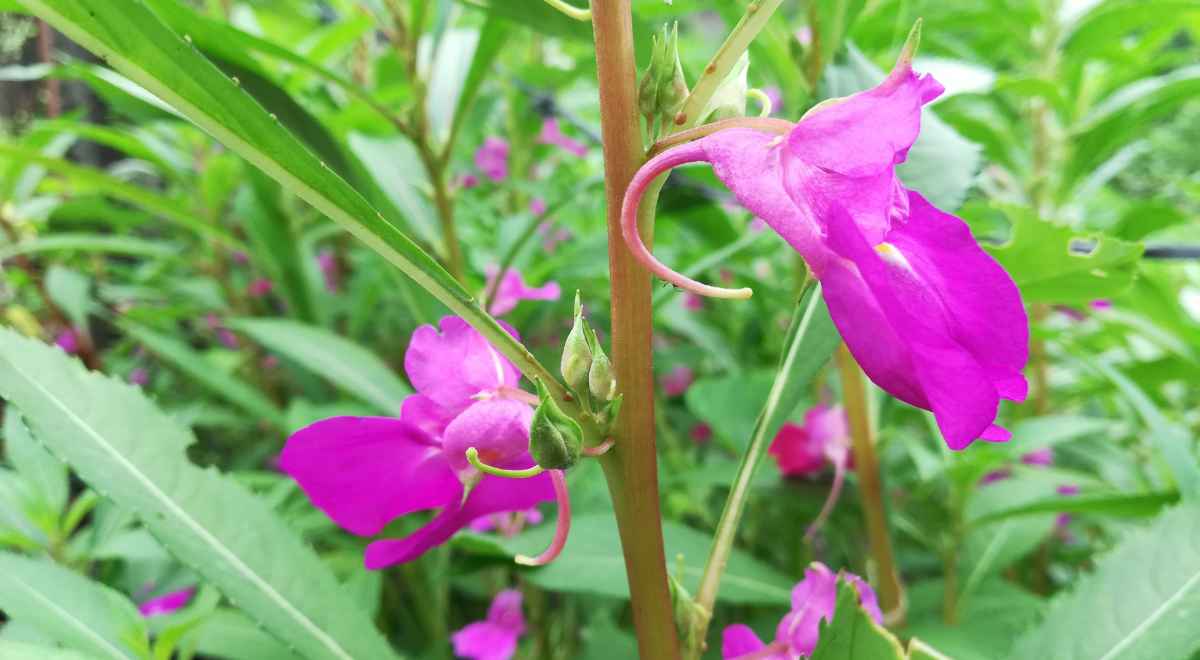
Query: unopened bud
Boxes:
[
  {"xmin": 588, "ymin": 342, "xmax": 616, "ymax": 402},
  {"xmin": 638, "ymin": 23, "xmax": 688, "ymax": 124},
  {"xmin": 529, "ymin": 379, "xmax": 584, "ymax": 470},
  {"xmin": 560, "ymin": 294, "xmax": 592, "ymax": 392}
]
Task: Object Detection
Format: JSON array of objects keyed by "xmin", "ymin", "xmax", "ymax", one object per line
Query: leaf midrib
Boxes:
[
  {"xmin": 2, "ymin": 571, "xmax": 130, "ymax": 660},
  {"xmin": 1098, "ymin": 565, "xmax": 1200, "ymax": 660},
  {"xmin": 3, "ymin": 356, "xmax": 353, "ymax": 660}
]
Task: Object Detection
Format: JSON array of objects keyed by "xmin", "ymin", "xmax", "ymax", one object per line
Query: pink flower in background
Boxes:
[
  {"xmin": 54, "ymin": 329, "xmax": 79, "ymax": 355},
  {"xmin": 1021, "ymin": 447, "xmax": 1054, "ymax": 467},
  {"xmin": 460, "ymin": 173, "xmax": 480, "ymax": 189},
  {"xmin": 763, "ymin": 85, "xmax": 783, "ymax": 115},
  {"xmin": 683, "ymin": 293, "xmax": 705, "ymax": 311},
  {"xmin": 205, "ymin": 313, "xmax": 240, "ymax": 349},
  {"xmin": 1090, "ymin": 299, "xmax": 1112, "ymax": 311},
  {"xmin": 280, "ymin": 317, "xmax": 554, "ymax": 569},
  {"xmin": 980, "ymin": 468, "xmax": 1012, "ymax": 485},
  {"xmin": 484, "ymin": 267, "xmax": 562, "ymax": 317},
  {"xmin": 230, "ymin": 250, "xmax": 250, "ymax": 266},
  {"xmin": 530, "ymin": 197, "xmax": 547, "ymax": 216},
  {"xmin": 129, "ymin": 368, "xmax": 149, "ymax": 387},
  {"xmin": 538, "ymin": 223, "xmax": 572, "ymax": 253},
  {"xmin": 661, "ymin": 365, "xmax": 695, "ymax": 397},
  {"xmin": 722, "ymin": 563, "xmax": 881, "ymax": 659},
  {"xmin": 451, "ymin": 589, "xmax": 526, "ymax": 660},
  {"xmin": 138, "ymin": 587, "xmax": 195, "ymax": 617},
  {"xmin": 469, "ymin": 507, "xmax": 544, "ymax": 536},
  {"xmin": 262, "ymin": 355, "xmax": 280, "ymax": 370},
  {"xmin": 620, "ymin": 36, "xmax": 1028, "ymax": 452},
  {"xmin": 769, "ymin": 404, "xmax": 849, "ymax": 478},
  {"xmin": 475, "ymin": 137, "xmax": 510, "ymax": 182},
  {"xmin": 690, "ymin": 422, "xmax": 713, "ymax": 445},
  {"xmin": 247, "ymin": 278, "xmax": 274, "ymax": 298},
  {"xmin": 1056, "ymin": 484, "xmax": 1080, "ymax": 528},
  {"xmin": 1057, "ymin": 484, "xmax": 1080, "ymax": 496},
  {"xmin": 317, "ymin": 249, "xmax": 340, "ymax": 292},
  {"xmin": 538, "ymin": 117, "xmax": 588, "ymax": 157},
  {"xmin": 795, "ymin": 25, "xmax": 813, "ymax": 47}
]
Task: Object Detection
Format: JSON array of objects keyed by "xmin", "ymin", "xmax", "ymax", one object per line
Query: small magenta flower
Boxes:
[
  {"xmin": 619, "ymin": 29, "xmax": 1028, "ymax": 451},
  {"xmin": 529, "ymin": 197, "xmax": 548, "ymax": 216},
  {"xmin": 661, "ymin": 364, "xmax": 695, "ymax": 397},
  {"xmin": 769, "ymin": 404, "xmax": 852, "ymax": 539},
  {"xmin": 538, "ymin": 223, "xmax": 572, "ymax": 253},
  {"xmin": 538, "ymin": 118, "xmax": 588, "ymax": 157},
  {"xmin": 230, "ymin": 250, "xmax": 250, "ymax": 266},
  {"xmin": 460, "ymin": 173, "xmax": 480, "ymax": 189},
  {"xmin": 683, "ymin": 292, "xmax": 705, "ymax": 311},
  {"xmin": 138, "ymin": 587, "xmax": 195, "ymax": 617},
  {"xmin": 690, "ymin": 422, "xmax": 713, "ymax": 445},
  {"xmin": 1090, "ymin": 299, "xmax": 1113, "ymax": 311},
  {"xmin": 205, "ymin": 313, "xmax": 240, "ymax": 349},
  {"xmin": 280, "ymin": 317, "xmax": 560, "ymax": 569},
  {"xmin": 246, "ymin": 278, "xmax": 274, "ymax": 298},
  {"xmin": 451, "ymin": 589, "xmax": 526, "ymax": 660},
  {"xmin": 484, "ymin": 267, "xmax": 562, "ymax": 317},
  {"xmin": 980, "ymin": 468, "xmax": 1012, "ymax": 485},
  {"xmin": 316, "ymin": 249, "xmax": 340, "ymax": 292},
  {"xmin": 1056, "ymin": 483, "xmax": 1080, "ymax": 529},
  {"xmin": 475, "ymin": 137, "xmax": 510, "ymax": 182},
  {"xmin": 468, "ymin": 507, "xmax": 544, "ymax": 536},
  {"xmin": 1021, "ymin": 447, "xmax": 1054, "ymax": 467},
  {"xmin": 54, "ymin": 328, "xmax": 80, "ymax": 355},
  {"xmin": 129, "ymin": 368, "xmax": 150, "ymax": 387},
  {"xmin": 722, "ymin": 563, "xmax": 881, "ymax": 659}
]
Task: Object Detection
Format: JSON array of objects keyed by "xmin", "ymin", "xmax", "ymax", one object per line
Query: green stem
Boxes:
[
  {"xmin": 836, "ymin": 345, "xmax": 906, "ymax": 624},
  {"xmin": 543, "ymin": 0, "xmax": 592, "ymax": 21},
  {"xmin": 689, "ymin": 292, "xmax": 823, "ymax": 658},
  {"xmin": 591, "ymin": 1, "xmax": 680, "ymax": 657}
]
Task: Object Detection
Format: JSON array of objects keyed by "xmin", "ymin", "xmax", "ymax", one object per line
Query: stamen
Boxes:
[
  {"xmin": 515, "ymin": 470, "xmax": 571, "ymax": 566},
  {"xmin": 465, "ymin": 447, "xmax": 545, "ymax": 479},
  {"xmin": 582, "ymin": 438, "xmax": 615, "ymax": 456},
  {"xmin": 621, "ymin": 143, "xmax": 755, "ymax": 300},
  {"xmin": 804, "ymin": 447, "xmax": 847, "ymax": 542}
]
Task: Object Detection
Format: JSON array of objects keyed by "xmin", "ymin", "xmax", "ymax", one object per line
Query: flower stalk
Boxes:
[{"xmin": 835, "ymin": 345, "xmax": 906, "ymax": 624}]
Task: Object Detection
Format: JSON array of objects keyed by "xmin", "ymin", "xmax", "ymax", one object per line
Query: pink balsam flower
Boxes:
[
  {"xmin": 1021, "ymin": 447, "xmax": 1054, "ymax": 467},
  {"xmin": 620, "ymin": 34, "xmax": 1028, "ymax": 451},
  {"xmin": 722, "ymin": 563, "xmax": 881, "ymax": 659},
  {"xmin": 138, "ymin": 586, "xmax": 195, "ymax": 617},
  {"xmin": 247, "ymin": 278, "xmax": 274, "ymax": 298},
  {"xmin": 280, "ymin": 317, "xmax": 556, "ymax": 569},
  {"xmin": 451, "ymin": 589, "xmax": 526, "ymax": 660},
  {"xmin": 129, "ymin": 368, "xmax": 150, "ymax": 387},
  {"xmin": 317, "ymin": 249, "xmax": 340, "ymax": 292},
  {"xmin": 484, "ymin": 267, "xmax": 562, "ymax": 317},
  {"xmin": 769, "ymin": 404, "xmax": 852, "ymax": 539},
  {"xmin": 475, "ymin": 137, "xmax": 510, "ymax": 182},
  {"xmin": 529, "ymin": 197, "xmax": 548, "ymax": 216},
  {"xmin": 54, "ymin": 329, "xmax": 80, "ymax": 355},
  {"xmin": 538, "ymin": 118, "xmax": 588, "ymax": 157},
  {"xmin": 690, "ymin": 422, "xmax": 713, "ymax": 445},
  {"xmin": 661, "ymin": 365, "xmax": 695, "ymax": 397}
]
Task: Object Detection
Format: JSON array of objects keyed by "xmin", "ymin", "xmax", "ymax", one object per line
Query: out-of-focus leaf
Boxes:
[
  {"xmin": 0, "ymin": 235, "xmax": 180, "ymax": 261},
  {"xmin": 238, "ymin": 177, "xmax": 317, "ymax": 323},
  {"xmin": 3, "ymin": 411, "xmax": 67, "ymax": 516},
  {"xmin": 189, "ymin": 610, "xmax": 299, "ymax": 660},
  {"xmin": 809, "ymin": 580, "xmax": 905, "ymax": 660},
  {"xmin": 43, "ymin": 266, "xmax": 92, "ymax": 331},
  {"xmin": 812, "ymin": 0, "xmax": 866, "ymax": 76},
  {"xmin": 0, "ymin": 552, "xmax": 149, "ymax": 660},
  {"xmin": 228, "ymin": 318, "xmax": 411, "ymax": 415},
  {"xmin": 1110, "ymin": 201, "xmax": 1188, "ymax": 241},
  {"xmin": 1011, "ymin": 503, "xmax": 1200, "ymax": 660},
  {"xmin": 972, "ymin": 489, "xmax": 1178, "ymax": 525},
  {"xmin": 685, "ymin": 371, "xmax": 776, "ymax": 448},
  {"xmin": 0, "ymin": 640, "xmax": 99, "ymax": 660},
  {"xmin": 119, "ymin": 322, "xmax": 287, "ymax": 431},
  {"xmin": 472, "ymin": 0, "xmax": 593, "ymax": 41},
  {"xmin": 985, "ymin": 205, "xmax": 1143, "ymax": 304},
  {"xmin": 466, "ymin": 513, "xmax": 793, "ymax": 605},
  {"xmin": 0, "ymin": 328, "xmax": 400, "ymax": 660},
  {"xmin": 448, "ymin": 13, "xmax": 510, "ymax": 150},
  {"xmin": 822, "ymin": 46, "xmax": 981, "ymax": 210}
]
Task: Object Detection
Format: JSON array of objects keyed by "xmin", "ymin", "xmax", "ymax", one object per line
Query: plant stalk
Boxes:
[
  {"xmin": 835, "ymin": 345, "xmax": 905, "ymax": 624},
  {"xmin": 591, "ymin": 1, "xmax": 680, "ymax": 657}
]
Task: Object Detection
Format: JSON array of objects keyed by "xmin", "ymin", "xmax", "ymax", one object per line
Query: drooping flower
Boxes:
[
  {"xmin": 484, "ymin": 267, "xmax": 562, "ymax": 317},
  {"xmin": 1021, "ymin": 447, "xmax": 1054, "ymax": 467},
  {"xmin": 538, "ymin": 117, "xmax": 588, "ymax": 157},
  {"xmin": 661, "ymin": 364, "xmax": 695, "ymax": 397},
  {"xmin": 451, "ymin": 589, "xmax": 527, "ymax": 660},
  {"xmin": 247, "ymin": 278, "xmax": 274, "ymax": 298},
  {"xmin": 620, "ymin": 29, "xmax": 1028, "ymax": 451},
  {"xmin": 138, "ymin": 587, "xmax": 195, "ymax": 617},
  {"xmin": 279, "ymin": 317, "xmax": 556, "ymax": 569},
  {"xmin": 475, "ymin": 137, "xmax": 510, "ymax": 182},
  {"xmin": 721, "ymin": 563, "xmax": 881, "ymax": 659},
  {"xmin": 769, "ymin": 404, "xmax": 853, "ymax": 539},
  {"xmin": 468, "ymin": 507, "xmax": 544, "ymax": 536},
  {"xmin": 317, "ymin": 249, "xmax": 340, "ymax": 292},
  {"xmin": 54, "ymin": 328, "xmax": 79, "ymax": 355}
]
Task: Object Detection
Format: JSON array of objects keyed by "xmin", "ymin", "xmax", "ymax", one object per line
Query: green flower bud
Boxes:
[
  {"xmin": 588, "ymin": 341, "xmax": 616, "ymax": 402},
  {"xmin": 560, "ymin": 294, "xmax": 592, "ymax": 393},
  {"xmin": 638, "ymin": 23, "xmax": 688, "ymax": 125},
  {"xmin": 529, "ymin": 379, "xmax": 584, "ymax": 470}
]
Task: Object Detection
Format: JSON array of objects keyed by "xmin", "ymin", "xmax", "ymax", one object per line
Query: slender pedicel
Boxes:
[
  {"xmin": 582, "ymin": 438, "xmax": 615, "ymax": 456},
  {"xmin": 466, "ymin": 447, "xmax": 546, "ymax": 479},
  {"xmin": 515, "ymin": 470, "xmax": 571, "ymax": 566},
  {"xmin": 804, "ymin": 450, "xmax": 847, "ymax": 542},
  {"xmin": 620, "ymin": 143, "xmax": 755, "ymax": 299}
]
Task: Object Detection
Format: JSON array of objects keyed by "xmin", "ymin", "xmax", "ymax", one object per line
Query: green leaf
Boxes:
[
  {"xmin": 812, "ymin": 0, "xmax": 866, "ymax": 77},
  {"xmin": 44, "ymin": 266, "xmax": 93, "ymax": 332},
  {"xmin": 237, "ymin": 177, "xmax": 317, "ymax": 324},
  {"xmin": 1011, "ymin": 503, "xmax": 1200, "ymax": 660},
  {"xmin": 0, "ymin": 235, "xmax": 179, "ymax": 261},
  {"xmin": 466, "ymin": 513, "xmax": 793, "ymax": 605},
  {"xmin": 188, "ymin": 610, "xmax": 299, "ymax": 660},
  {"xmin": 3, "ymin": 411, "xmax": 68, "ymax": 515},
  {"xmin": 18, "ymin": 0, "xmax": 556, "ymax": 393},
  {"xmin": 0, "ymin": 552, "xmax": 149, "ymax": 660},
  {"xmin": 119, "ymin": 322, "xmax": 287, "ymax": 431},
  {"xmin": 0, "ymin": 328, "xmax": 399, "ymax": 660},
  {"xmin": 684, "ymin": 371, "xmax": 776, "ymax": 448},
  {"xmin": 0, "ymin": 640, "xmax": 101, "ymax": 660},
  {"xmin": 227, "ymin": 318, "xmax": 411, "ymax": 414},
  {"xmin": 809, "ymin": 580, "xmax": 905, "ymax": 660},
  {"xmin": 447, "ymin": 13, "xmax": 510, "ymax": 152},
  {"xmin": 984, "ymin": 204, "xmax": 1144, "ymax": 304}
]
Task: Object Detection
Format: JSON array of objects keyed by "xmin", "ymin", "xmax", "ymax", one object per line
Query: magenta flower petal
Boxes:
[
  {"xmin": 843, "ymin": 572, "xmax": 884, "ymax": 624},
  {"xmin": 55, "ymin": 329, "xmax": 80, "ymax": 355},
  {"xmin": 451, "ymin": 590, "xmax": 525, "ymax": 660},
  {"xmin": 247, "ymin": 278, "xmax": 274, "ymax": 298},
  {"xmin": 441, "ymin": 398, "xmax": 535, "ymax": 475},
  {"xmin": 405, "ymin": 317, "xmax": 521, "ymax": 414},
  {"xmin": 1021, "ymin": 447, "xmax": 1054, "ymax": 467},
  {"xmin": 538, "ymin": 118, "xmax": 588, "ymax": 157},
  {"xmin": 769, "ymin": 422, "xmax": 825, "ymax": 476},
  {"xmin": 1057, "ymin": 484, "xmax": 1080, "ymax": 496},
  {"xmin": 485, "ymin": 268, "xmax": 562, "ymax": 317},
  {"xmin": 661, "ymin": 365, "xmax": 695, "ymax": 397},
  {"xmin": 722, "ymin": 624, "xmax": 768, "ymax": 658},
  {"xmin": 475, "ymin": 137, "xmax": 510, "ymax": 182},
  {"xmin": 138, "ymin": 587, "xmax": 195, "ymax": 617},
  {"xmin": 279, "ymin": 416, "xmax": 459, "ymax": 537},
  {"xmin": 364, "ymin": 471, "xmax": 554, "ymax": 569}
]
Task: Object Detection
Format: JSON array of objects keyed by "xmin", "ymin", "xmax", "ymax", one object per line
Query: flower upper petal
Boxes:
[
  {"xmin": 405, "ymin": 317, "xmax": 522, "ymax": 414},
  {"xmin": 279, "ymin": 416, "xmax": 459, "ymax": 536},
  {"xmin": 441, "ymin": 398, "xmax": 535, "ymax": 475},
  {"xmin": 451, "ymin": 621, "xmax": 520, "ymax": 660},
  {"xmin": 486, "ymin": 268, "xmax": 562, "ymax": 317},
  {"xmin": 721, "ymin": 624, "xmax": 767, "ymax": 659}
]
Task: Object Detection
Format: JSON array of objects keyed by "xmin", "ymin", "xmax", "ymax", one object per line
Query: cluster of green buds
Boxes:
[
  {"xmin": 528, "ymin": 293, "xmax": 621, "ymax": 471},
  {"xmin": 638, "ymin": 22, "xmax": 688, "ymax": 140}
]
